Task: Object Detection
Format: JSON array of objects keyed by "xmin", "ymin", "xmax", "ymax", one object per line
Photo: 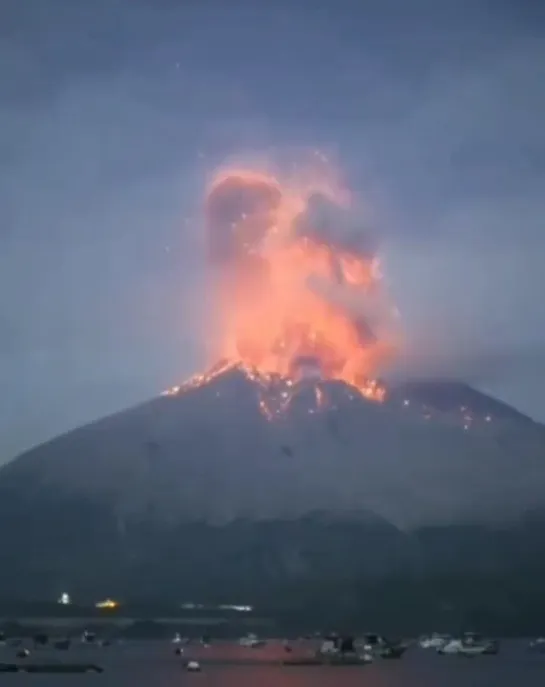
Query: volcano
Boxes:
[
  {"xmin": 1, "ymin": 163, "xmax": 544, "ymax": 628},
  {"xmin": 0, "ymin": 367, "xmax": 544, "ymax": 614}
]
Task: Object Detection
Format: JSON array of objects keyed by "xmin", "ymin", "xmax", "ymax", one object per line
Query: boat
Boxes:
[
  {"xmin": 378, "ymin": 644, "xmax": 408, "ymax": 659},
  {"xmin": 438, "ymin": 637, "xmax": 497, "ymax": 657},
  {"xmin": 482, "ymin": 640, "xmax": 500, "ymax": 655},
  {"xmin": 310, "ymin": 635, "xmax": 373, "ymax": 665},
  {"xmin": 528, "ymin": 637, "xmax": 545, "ymax": 653},
  {"xmin": 239, "ymin": 633, "xmax": 266, "ymax": 648},
  {"xmin": 318, "ymin": 638, "xmax": 338, "ymax": 655},
  {"xmin": 362, "ymin": 633, "xmax": 386, "ymax": 651},
  {"xmin": 419, "ymin": 633, "xmax": 451, "ymax": 649},
  {"xmin": 81, "ymin": 630, "xmax": 96, "ymax": 644}
]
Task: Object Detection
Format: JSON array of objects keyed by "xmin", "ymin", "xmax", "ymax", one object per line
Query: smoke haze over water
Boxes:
[{"xmin": 0, "ymin": 0, "xmax": 544, "ymax": 460}]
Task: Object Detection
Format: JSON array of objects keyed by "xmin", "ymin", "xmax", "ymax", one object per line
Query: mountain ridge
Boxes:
[
  {"xmin": 0, "ymin": 370, "xmax": 544, "ymax": 632},
  {"xmin": 1, "ymin": 370, "xmax": 544, "ymax": 529}
]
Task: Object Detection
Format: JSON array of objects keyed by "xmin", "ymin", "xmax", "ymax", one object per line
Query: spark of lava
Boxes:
[{"xmin": 163, "ymin": 158, "xmax": 400, "ymax": 419}]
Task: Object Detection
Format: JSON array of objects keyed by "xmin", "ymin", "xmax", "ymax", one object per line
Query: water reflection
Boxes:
[{"xmin": 1, "ymin": 639, "xmax": 544, "ymax": 687}]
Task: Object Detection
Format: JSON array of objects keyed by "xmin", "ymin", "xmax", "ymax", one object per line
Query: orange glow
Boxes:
[
  {"xmin": 165, "ymin": 160, "xmax": 399, "ymax": 418},
  {"xmin": 95, "ymin": 598, "xmax": 119, "ymax": 609}
]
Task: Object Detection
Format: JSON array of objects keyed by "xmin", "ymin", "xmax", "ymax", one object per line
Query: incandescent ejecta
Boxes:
[{"xmin": 164, "ymin": 161, "xmax": 401, "ymax": 416}]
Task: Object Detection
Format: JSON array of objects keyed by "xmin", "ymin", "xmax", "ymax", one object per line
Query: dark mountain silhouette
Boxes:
[{"xmin": 0, "ymin": 369, "xmax": 544, "ymax": 632}]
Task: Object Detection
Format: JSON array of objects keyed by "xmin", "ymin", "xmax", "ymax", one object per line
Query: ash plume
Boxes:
[{"xmin": 199, "ymin": 163, "xmax": 399, "ymax": 399}]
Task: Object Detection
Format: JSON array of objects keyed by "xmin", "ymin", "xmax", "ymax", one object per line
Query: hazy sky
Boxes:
[{"xmin": 1, "ymin": 0, "xmax": 544, "ymax": 461}]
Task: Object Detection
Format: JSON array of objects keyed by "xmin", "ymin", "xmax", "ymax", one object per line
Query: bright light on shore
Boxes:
[{"xmin": 95, "ymin": 598, "xmax": 119, "ymax": 609}]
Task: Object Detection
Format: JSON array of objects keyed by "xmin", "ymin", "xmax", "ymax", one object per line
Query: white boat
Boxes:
[
  {"xmin": 438, "ymin": 638, "xmax": 493, "ymax": 656},
  {"xmin": 319, "ymin": 638, "xmax": 340, "ymax": 655},
  {"xmin": 239, "ymin": 633, "xmax": 265, "ymax": 648},
  {"xmin": 528, "ymin": 637, "xmax": 545, "ymax": 653},
  {"xmin": 81, "ymin": 630, "xmax": 96, "ymax": 644},
  {"xmin": 419, "ymin": 633, "xmax": 450, "ymax": 649}
]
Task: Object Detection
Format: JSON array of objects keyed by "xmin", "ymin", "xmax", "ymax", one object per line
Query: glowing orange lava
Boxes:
[{"xmin": 163, "ymin": 160, "xmax": 399, "ymax": 417}]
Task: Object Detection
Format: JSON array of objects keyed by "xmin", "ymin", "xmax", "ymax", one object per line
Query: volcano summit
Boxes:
[{"xmin": 200, "ymin": 164, "xmax": 399, "ymax": 402}]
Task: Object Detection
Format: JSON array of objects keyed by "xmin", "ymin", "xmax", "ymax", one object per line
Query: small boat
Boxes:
[
  {"xmin": 378, "ymin": 644, "xmax": 408, "ymax": 659},
  {"xmin": 309, "ymin": 635, "xmax": 373, "ymax": 666},
  {"xmin": 362, "ymin": 633, "xmax": 386, "ymax": 651},
  {"xmin": 528, "ymin": 637, "xmax": 545, "ymax": 653},
  {"xmin": 239, "ymin": 633, "xmax": 266, "ymax": 648},
  {"xmin": 419, "ymin": 633, "xmax": 451, "ymax": 649},
  {"xmin": 482, "ymin": 640, "xmax": 500, "ymax": 655},
  {"xmin": 318, "ymin": 638, "xmax": 338, "ymax": 655},
  {"xmin": 438, "ymin": 638, "xmax": 494, "ymax": 657}
]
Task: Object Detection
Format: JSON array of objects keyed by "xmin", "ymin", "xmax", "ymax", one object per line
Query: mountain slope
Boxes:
[
  {"xmin": 0, "ymin": 370, "xmax": 544, "ymax": 613},
  {"xmin": 1, "ymin": 369, "xmax": 543, "ymax": 527}
]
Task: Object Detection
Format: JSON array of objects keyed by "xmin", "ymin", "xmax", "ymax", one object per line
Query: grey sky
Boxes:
[{"xmin": 1, "ymin": 0, "xmax": 544, "ymax": 461}]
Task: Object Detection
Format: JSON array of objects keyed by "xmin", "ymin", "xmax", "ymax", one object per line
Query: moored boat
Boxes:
[{"xmin": 419, "ymin": 633, "xmax": 451, "ymax": 649}]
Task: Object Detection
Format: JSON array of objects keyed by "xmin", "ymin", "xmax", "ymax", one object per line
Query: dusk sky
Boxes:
[{"xmin": 1, "ymin": 0, "xmax": 544, "ymax": 461}]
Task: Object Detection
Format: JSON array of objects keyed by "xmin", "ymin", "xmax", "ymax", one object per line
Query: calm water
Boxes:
[{"xmin": 1, "ymin": 640, "xmax": 544, "ymax": 686}]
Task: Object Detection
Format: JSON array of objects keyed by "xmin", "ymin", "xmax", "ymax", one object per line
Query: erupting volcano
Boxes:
[
  {"xmin": 1, "ymin": 157, "xmax": 544, "ymax": 607},
  {"xmin": 163, "ymin": 164, "xmax": 399, "ymax": 417}
]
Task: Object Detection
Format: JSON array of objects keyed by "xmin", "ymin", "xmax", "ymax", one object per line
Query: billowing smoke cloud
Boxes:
[{"xmin": 202, "ymin": 165, "xmax": 399, "ymax": 389}]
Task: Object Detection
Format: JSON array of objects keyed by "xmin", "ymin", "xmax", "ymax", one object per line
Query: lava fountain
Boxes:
[{"xmin": 163, "ymin": 161, "xmax": 399, "ymax": 418}]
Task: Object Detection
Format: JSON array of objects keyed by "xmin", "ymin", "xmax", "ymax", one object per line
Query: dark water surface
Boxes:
[{"xmin": 1, "ymin": 640, "xmax": 544, "ymax": 686}]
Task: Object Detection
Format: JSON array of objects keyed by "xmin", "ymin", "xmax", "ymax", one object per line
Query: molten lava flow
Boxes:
[{"xmin": 163, "ymin": 161, "xmax": 399, "ymax": 419}]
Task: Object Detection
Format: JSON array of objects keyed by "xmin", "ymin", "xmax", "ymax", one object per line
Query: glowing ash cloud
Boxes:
[{"xmin": 164, "ymin": 158, "xmax": 400, "ymax": 417}]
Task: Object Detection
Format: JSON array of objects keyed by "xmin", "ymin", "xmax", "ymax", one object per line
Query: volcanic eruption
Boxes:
[
  {"xmin": 1, "ymin": 159, "xmax": 545, "ymax": 608},
  {"xmin": 162, "ymin": 163, "xmax": 399, "ymax": 417}
]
